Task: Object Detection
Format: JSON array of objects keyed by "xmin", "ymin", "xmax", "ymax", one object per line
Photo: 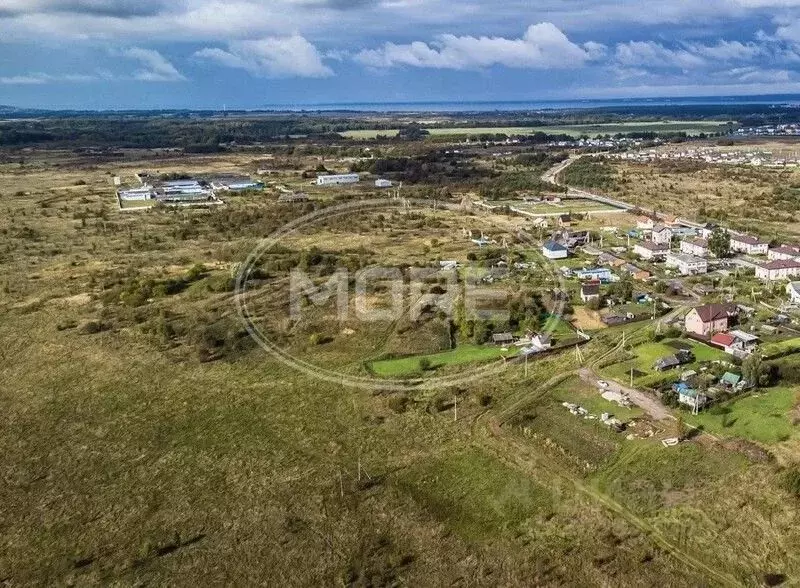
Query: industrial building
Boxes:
[
  {"xmin": 316, "ymin": 173, "xmax": 360, "ymax": 186},
  {"xmin": 210, "ymin": 176, "xmax": 264, "ymax": 191}
]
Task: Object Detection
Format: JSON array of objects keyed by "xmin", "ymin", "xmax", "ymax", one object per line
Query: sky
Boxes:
[{"xmin": 4, "ymin": 1, "xmax": 800, "ymax": 109}]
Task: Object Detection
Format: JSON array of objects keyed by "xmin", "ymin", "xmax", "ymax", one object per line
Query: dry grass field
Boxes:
[{"xmin": 2, "ymin": 148, "xmax": 800, "ymax": 585}]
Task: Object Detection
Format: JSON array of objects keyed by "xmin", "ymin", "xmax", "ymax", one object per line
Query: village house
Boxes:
[
  {"xmin": 633, "ymin": 240, "xmax": 670, "ymax": 261},
  {"xmin": 710, "ymin": 330, "xmax": 759, "ymax": 358},
  {"xmin": 620, "ymin": 263, "xmax": 650, "ymax": 280},
  {"xmin": 491, "ymin": 332, "xmax": 514, "ymax": 345},
  {"xmin": 580, "ymin": 282, "xmax": 601, "ymax": 303},
  {"xmin": 680, "ymin": 237, "xmax": 710, "ymax": 258},
  {"xmin": 673, "ymin": 382, "xmax": 708, "ymax": 410},
  {"xmin": 542, "ymin": 240, "xmax": 568, "ymax": 260},
  {"xmin": 685, "ymin": 302, "xmax": 739, "ymax": 336},
  {"xmin": 755, "ymin": 259, "xmax": 800, "ymax": 281},
  {"xmin": 636, "ymin": 216, "xmax": 655, "ymax": 230},
  {"xmin": 787, "ymin": 281, "xmax": 800, "ymax": 304},
  {"xmin": 665, "ymin": 252, "xmax": 708, "ymax": 276},
  {"xmin": 730, "ymin": 234, "xmax": 769, "ymax": 255},
  {"xmin": 768, "ymin": 244, "xmax": 800, "ymax": 261},
  {"xmin": 651, "ymin": 224, "xmax": 673, "ymax": 245}
]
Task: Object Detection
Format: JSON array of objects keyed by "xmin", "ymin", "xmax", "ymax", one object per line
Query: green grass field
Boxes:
[
  {"xmin": 686, "ymin": 387, "xmax": 799, "ymax": 444},
  {"xmin": 763, "ymin": 337, "xmax": 800, "ymax": 359},
  {"xmin": 341, "ymin": 121, "xmax": 733, "ymax": 139},
  {"xmin": 369, "ymin": 343, "xmax": 518, "ymax": 377},
  {"xmin": 603, "ymin": 338, "xmax": 729, "ymax": 386}
]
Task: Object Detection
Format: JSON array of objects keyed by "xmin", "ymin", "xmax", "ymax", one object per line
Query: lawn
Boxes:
[
  {"xmin": 603, "ymin": 338, "xmax": 729, "ymax": 386},
  {"xmin": 369, "ymin": 343, "xmax": 518, "ymax": 377},
  {"xmin": 686, "ymin": 387, "xmax": 799, "ymax": 444}
]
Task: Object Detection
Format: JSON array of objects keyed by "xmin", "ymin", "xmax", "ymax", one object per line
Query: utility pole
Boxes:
[
  {"xmin": 630, "ymin": 367, "xmax": 634, "ymax": 387},
  {"xmin": 453, "ymin": 395, "xmax": 458, "ymax": 422}
]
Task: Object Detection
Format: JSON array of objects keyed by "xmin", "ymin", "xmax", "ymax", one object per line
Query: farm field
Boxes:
[
  {"xmin": 583, "ymin": 152, "xmax": 800, "ymax": 240},
  {"xmin": 4, "ymin": 140, "xmax": 800, "ymax": 586},
  {"xmin": 340, "ymin": 120, "xmax": 731, "ymax": 139},
  {"xmin": 490, "ymin": 197, "xmax": 622, "ymax": 215},
  {"xmin": 369, "ymin": 344, "xmax": 518, "ymax": 377}
]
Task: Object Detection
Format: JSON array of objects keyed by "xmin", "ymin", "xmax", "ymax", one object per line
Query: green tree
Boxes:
[
  {"xmin": 742, "ymin": 351, "xmax": 764, "ymax": 388},
  {"xmin": 709, "ymin": 227, "xmax": 731, "ymax": 258}
]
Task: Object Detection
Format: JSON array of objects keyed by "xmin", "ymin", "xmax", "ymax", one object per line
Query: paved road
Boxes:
[{"xmin": 577, "ymin": 366, "xmax": 672, "ymax": 420}]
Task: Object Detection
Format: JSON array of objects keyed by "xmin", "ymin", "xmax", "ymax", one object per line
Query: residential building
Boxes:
[
  {"xmin": 316, "ymin": 173, "xmax": 360, "ymax": 186},
  {"xmin": 768, "ymin": 244, "xmax": 800, "ymax": 261},
  {"xmin": 575, "ymin": 267, "xmax": 613, "ymax": 282},
  {"xmin": 651, "ymin": 224, "xmax": 673, "ymax": 245},
  {"xmin": 674, "ymin": 382, "xmax": 708, "ymax": 410},
  {"xmin": 542, "ymin": 240, "xmax": 568, "ymax": 260},
  {"xmin": 492, "ymin": 332, "xmax": 514, "ymax": 345},
  {"xmin": 710, "ymin": 330, "xmax": 758, "ymax": 358},
  {"xmin": 633, "ymin": 240, "xmax": 670, "ymax": 260},
  {"xmin": 755, "ymin": 259, "xmax": 800, "ymax": 281},
  {"xmin": 636, "ymin": 216, "xmax": 655, "ymax": 230},
  {"xmin": 620, "ymin": 263, "xmax": 650, "ymax": 280},
  {"xmin": 580, "ymin": 282, "xmax": 601, "ymax": 303},
  {"xmin": 680, "ymin": 237, "xmax": 710, "ymax": 258},
  {"xmin": 787, "ymin": 281, "xmax": 800, "ymax": 304},
  {"xmin": 685, "ymin": 302, "xmax": 738, "ymax": 336},
  {"xmin": 374, "ymin": 179, "xmax": 392, "ymax": 188},
  {"xmin": 730, "ymin": 234, "xmax": 768, "ymax": 255},
  {"xmin": 665, "ymin": 252, "xmax": 708, "ymax": 276}
]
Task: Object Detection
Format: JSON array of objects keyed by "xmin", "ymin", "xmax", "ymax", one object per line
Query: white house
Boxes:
[
  {"xmin": 636, "ymin": 216, "xmax": 655, "ymax": 230},
  {"xmin": 580, "ymin": 282, "xmax": 601, "ymax": 303},
  {"xmin": 768, "ymin": 245, "xmax": 800, "ymax": 261},
  {"xmin": 787, "ymin": 281, "xmax": 800, "ymax": 304},
  {"xmin": 755, "ymin": 259, "xmax": 800, "ymax": 281},
  {"xmin": 316, "ymin": 173, "xmax": 360, "ymax": 186},
  {"xmin": 651, "ymin": 224, "xmax": 673, "ymax": 245},
  {"xmin": 542, "ymin": 240, "xmax": 568, "ymax": 260},
  {"xmin": 680, "ymin": 237, "xmax": 710, "ymax": 258},
  {"xmin": 730, "ymin": 234, "xmax": 769, "ymax": 255},
  {"xmin": 633, "ymin": 240, "xmax": 670, "ymax": 260},
  {"xmin": 665, "ymin": 252, "xmax": 708, "ymax": 275}
]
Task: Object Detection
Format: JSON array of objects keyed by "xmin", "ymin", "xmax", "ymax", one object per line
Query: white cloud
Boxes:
[
  {"xmin": 614, "ymin": 41, "xmax": 708, "ymax": 69},
  {"xmin": 0, "ymin": 72, "xmax": 99, "ymax": 84},
  {"xmin": 122, "ymin": 47, "xmax": 185, "ymax": 81},
  {"xmin": 194, "ymin": 35, "xmax": 333, "ymax": 77},
  {"xmin": 354, "ymin": 23, "xmax": 592, "ymax": 70}
]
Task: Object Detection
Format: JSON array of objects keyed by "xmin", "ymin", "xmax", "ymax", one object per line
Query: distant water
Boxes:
[{"xmin": 262, "ymin": 94, "xmax": 800, "ymax": 113}]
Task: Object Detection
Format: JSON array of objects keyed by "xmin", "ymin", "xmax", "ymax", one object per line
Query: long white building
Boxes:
[{"xmin": 316, "ymin": 173, "xmax": 360, "ymax": 186}]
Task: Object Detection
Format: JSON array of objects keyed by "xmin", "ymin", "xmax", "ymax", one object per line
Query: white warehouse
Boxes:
[{"xmin": 316, "ymin": 173, "xmax": 360, "ymax": 186}]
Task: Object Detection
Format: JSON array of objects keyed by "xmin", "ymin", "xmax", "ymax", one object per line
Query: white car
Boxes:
[{"xmin": 596, "ymin": 380, "xmax": 609, "ymax": 389}]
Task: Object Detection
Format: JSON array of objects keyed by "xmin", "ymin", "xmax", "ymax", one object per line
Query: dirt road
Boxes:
[{"xmin": 578, "ymin": 366, "xmax": 672, "ymax": 420}]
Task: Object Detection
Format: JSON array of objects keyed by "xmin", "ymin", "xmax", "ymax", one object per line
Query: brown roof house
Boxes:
[{"xmin": 684, "ymin": 303, "xmax": 738, "ymax": 336}]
